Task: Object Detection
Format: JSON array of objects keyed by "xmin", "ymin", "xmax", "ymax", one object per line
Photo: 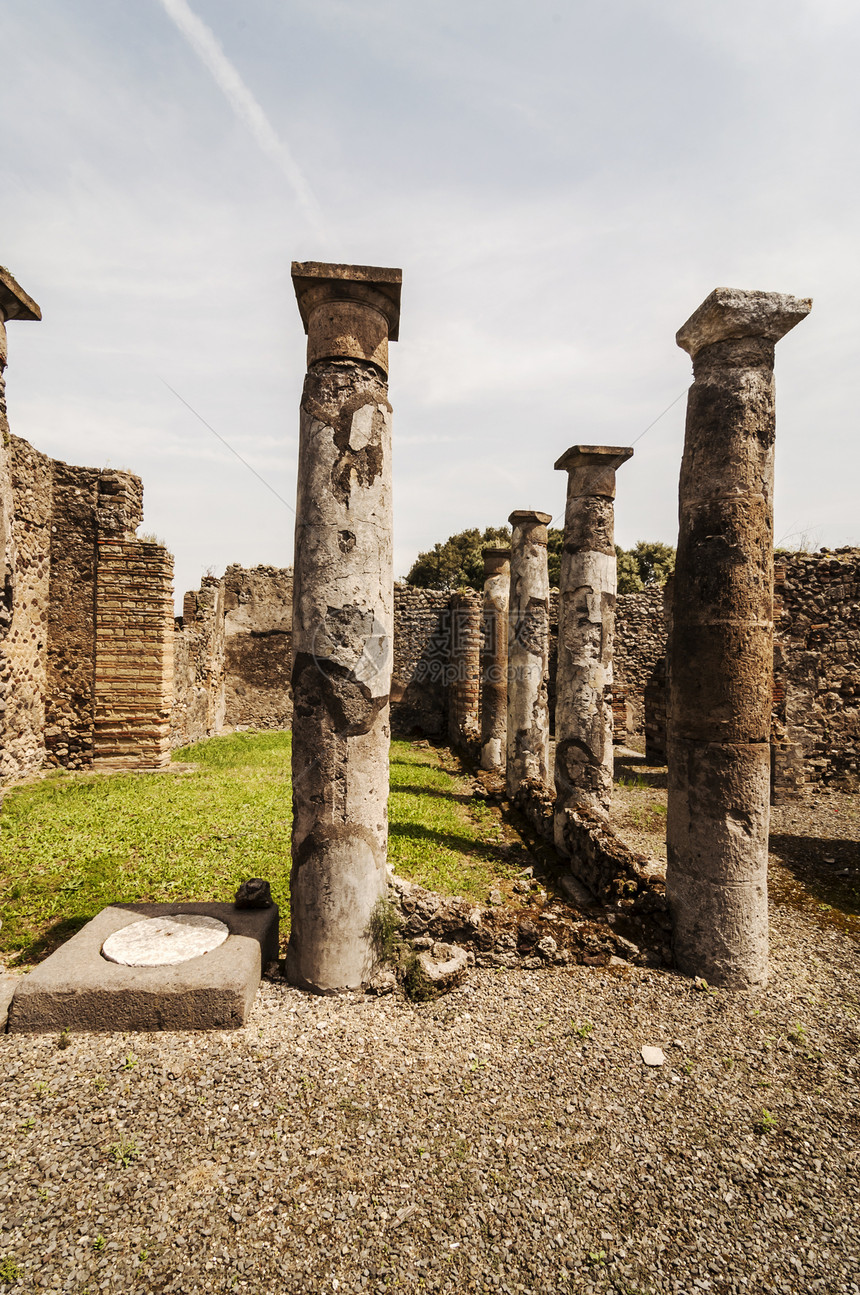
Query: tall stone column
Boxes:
[
  {"xmin": 553, "ymin": 446, "xmax": 632, "ymax": 843},
  {"xmin": 287, "ymin": 261, "xmax": 401, "ymax": 994},
  {"xmin": 506, "ymin": 511, "xmax": 551, "ymax": 798},
  {"xmin": 480, "ymin": 546, "xmax": 510, "ymax": 773},
  {"xmin": 667, "ymin": 287, "xmax": 811, "ymax": 990},
  {"xmin": 447, "ymin": 590, "xmax": 481, "ymax": 753}
]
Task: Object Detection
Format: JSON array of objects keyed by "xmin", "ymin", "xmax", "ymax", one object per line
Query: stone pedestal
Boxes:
[
  {"xmin": 480, "ymin": 547, "xmax": 510, "ymax": 773},
  {"xmin": 287, "ymin": 261, "xmax": 401, "ymax": 994},
  {"xmin": 506, "ymin": 511, "xmax": 552, "ymax": 798},
  {"xmin": 553, "ymin": 446, "xmax": 632, "ymax": 842},
  {"xmin": 667, "ymin": 287, "xmax": 811, "ymax": 991}
]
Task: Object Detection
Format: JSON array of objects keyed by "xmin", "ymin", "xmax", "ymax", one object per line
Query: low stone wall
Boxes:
[{"xmin": 510, "ymin": 777, "xmax": 671, "ymax": 963}]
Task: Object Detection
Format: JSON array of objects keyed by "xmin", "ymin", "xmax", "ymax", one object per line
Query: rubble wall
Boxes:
[
  {"xmin": 223, "ymin": 565, "xmax": 292, "ymax": 731},
  {"xmin": 391, "ymin": 584, "xmax": 450, "ymax": 737},
  {"xmin": 613, "ymin": 586, "xmax": 666, "ymax": 739},
  {"xmin": 171, "ymin": 577, "xmax": 226, "ymax": 747},
  {"xmin": 772, "ymin": 549, "xmax": 860, "ymax": 794},
  {"xmin": 1, "ymin": 437, "xmax": 52, "ymax": 780}
]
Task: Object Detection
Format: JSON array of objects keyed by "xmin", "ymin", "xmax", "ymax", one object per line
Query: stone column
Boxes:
[
  {"xmin": 667, "ymin": 287, "xmax": 811, "ymax": 991},
  {"xmin": 447, "ymin": 591, "xmax": 481, "ymax": 753},
  {"xmin": 287, "ymin": 261, "xmax": 401, "ymax": 994},
  {"xmin": 553, "ymin": 446, "xmax": 632, "ymax": 842},
  {"xmin": 480, "ymin": 547, "xmax": 510, "ymax": 773},
  {"xmin": 506, "ymin": 511, "xmax": 552, "ymax": 797}
]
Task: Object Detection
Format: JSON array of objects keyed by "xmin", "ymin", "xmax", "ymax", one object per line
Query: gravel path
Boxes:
[{"xmin": 2, "ymin": 895, "xmax": 858, "ymax": 1294}]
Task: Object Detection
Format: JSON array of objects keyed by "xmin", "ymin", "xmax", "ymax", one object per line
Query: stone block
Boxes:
[{"xmin": 6, "ymin": 902, "xmax": 279, "ymax": 1033}]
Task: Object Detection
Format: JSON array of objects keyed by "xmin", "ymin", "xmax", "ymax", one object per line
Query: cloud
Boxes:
[{"xmin": 155, "ymin": 0, "xmax": 328, "ymax": 241}]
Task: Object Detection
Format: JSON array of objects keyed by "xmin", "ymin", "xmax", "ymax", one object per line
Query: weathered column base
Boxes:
[{"xmin": 666, "ymin": 738, "xmax": 769, "ymax": 990}]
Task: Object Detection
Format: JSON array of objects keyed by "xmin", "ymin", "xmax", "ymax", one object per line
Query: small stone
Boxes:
[
  {"xmin": 536, "ymin": 935, "xmax": 557, "ymax": 959},
  {"xmin": 234, "ymin": 878, "xmax": 273, "ymax": 908},
  {"xmin": 416, "ymin": 943, "xmax": 468, "ymax": 991},
  {"xmin": 367, "ymin": 968, "xmax": 396, "ymax": 996},
  {"xmin": 641, "ymin": 1046, "xmax": 665, "ymax": 1067},
  {"xmin": 487, "ymin": 888, "xmax": 504, "ymax": 906}
]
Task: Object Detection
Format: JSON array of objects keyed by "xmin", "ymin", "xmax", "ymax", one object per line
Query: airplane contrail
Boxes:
[{"xmin": 157, "ymin": 0, "xmax": 328, "ymax": 239}]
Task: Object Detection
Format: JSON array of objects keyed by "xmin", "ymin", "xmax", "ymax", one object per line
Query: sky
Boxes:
[{"xmin": 1, "ymin": 0, "xmax": 859, "ymax": 607}]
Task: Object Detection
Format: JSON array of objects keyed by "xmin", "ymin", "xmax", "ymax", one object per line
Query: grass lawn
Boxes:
[{"xmin": 0, "ymin": 732, "xmax": 519, "ymax": 966}]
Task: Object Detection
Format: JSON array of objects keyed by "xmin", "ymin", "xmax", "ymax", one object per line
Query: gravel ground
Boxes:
[
  {"xmin": 1, "ymin": 752, "xmax": 858, "ymax": 1294},
  {"xmin": 1, "ymin": 902, "xmax": 859, "ymax": 1295}
]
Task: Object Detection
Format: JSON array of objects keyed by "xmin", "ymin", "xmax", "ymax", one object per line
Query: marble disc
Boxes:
[{"xmin": 101, "ymin": 915, "xmax": 229, "ymax": 967}]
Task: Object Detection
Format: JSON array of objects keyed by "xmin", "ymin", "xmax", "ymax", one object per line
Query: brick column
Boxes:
[
  {"xmin": 480, "ymin": 547, "xmax": 510, "ymax": 772},
  {"xmin": 506, "ymin": 510, "xmax": 552, "ymax": 797},
  {"xmin": 667, "ymin": 286, "xmax": 811, "ymax": 990},
  {"xmin": 93, "ymin": 539, "xmax": 175, "ymax": 769},
  {"xmin": 553, "ymin": 446, "xmax": 632, "ymax": 842},
  {"xmin": 447, "ymin": 590, "xmax": 481, "ymax": 753},
  {"xmin": 288, "ymin": 261, "xmax": 401, "ymax": 993}
]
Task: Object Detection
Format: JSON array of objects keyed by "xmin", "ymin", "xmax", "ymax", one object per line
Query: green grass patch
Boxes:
[
  {"xmin": 0, "ymin": 734, "xmax": 514, "ymax": 964},
  {"xmin": 388, "ymin": 744, "xmax": 515, "ymax": 898}
]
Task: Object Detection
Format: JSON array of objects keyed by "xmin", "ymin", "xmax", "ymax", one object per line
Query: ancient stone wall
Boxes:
[
  {"xmin": 390, "ymin": 584, "xmax": 450, "ymax": 737},
  {"xmin": 613, "ymin": 586, "xmax": 666, "ymax": 739},
  {"xmin": 171, "ymin": 577, "xmax": 226, "ymax": 747},
  {"xmin": 0, "ymin": 434, "xmax": 174, "ymax": 783},
  {"xmin": 772, "ymin": 549, "xmax": 860, "ymax": 794},
  {"xmin": 223, "ymin": 565, "xmax": 292, "ymax": 731},
  {"xmin": 1, "ymin": 437, "xmax": 52, "ymax": 780}
]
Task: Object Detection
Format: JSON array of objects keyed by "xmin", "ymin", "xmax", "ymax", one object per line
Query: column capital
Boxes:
[
  {"xmin": 508, "ymin": 510, "xmax": 552, "ymax": 528},
  {"xmin": 292, "ymin": 261, "xmax": 401, "ymax": 375},
  {"xmin": 555, "ymin": 444, "xmax": 633, "ymax": 500},
  {"xmin": 0, "ymin": 266, "xmax": 41, "ymax": 323},
  {"xmin": 676, "ymin": 286, "xmax": 811, "ymax": 360},
  {"xmin": 482, "ymin": 546, "xmax": 510, "ymax": 575}
]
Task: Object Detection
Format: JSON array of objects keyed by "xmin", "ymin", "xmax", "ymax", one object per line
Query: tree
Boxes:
[
  {"xmin": 405, "ymin": 526, "xmax": 511, "ymax": 591},
  {"xmin": 615, "ymin": 541, "xmax": 675, "ymax": 594},
  {"xmin": 405, "ymin": 528, "xmax": 675, "ymax": 594}
]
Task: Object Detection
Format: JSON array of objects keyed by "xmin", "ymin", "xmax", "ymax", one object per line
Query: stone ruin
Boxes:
[
  {"xmin": 2, "ymin": 252, "xmax": 839, "ymax": 1014},
  {"xmin": 0, "ymin": 267, "xmax": 174, "ymax": 785}
]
